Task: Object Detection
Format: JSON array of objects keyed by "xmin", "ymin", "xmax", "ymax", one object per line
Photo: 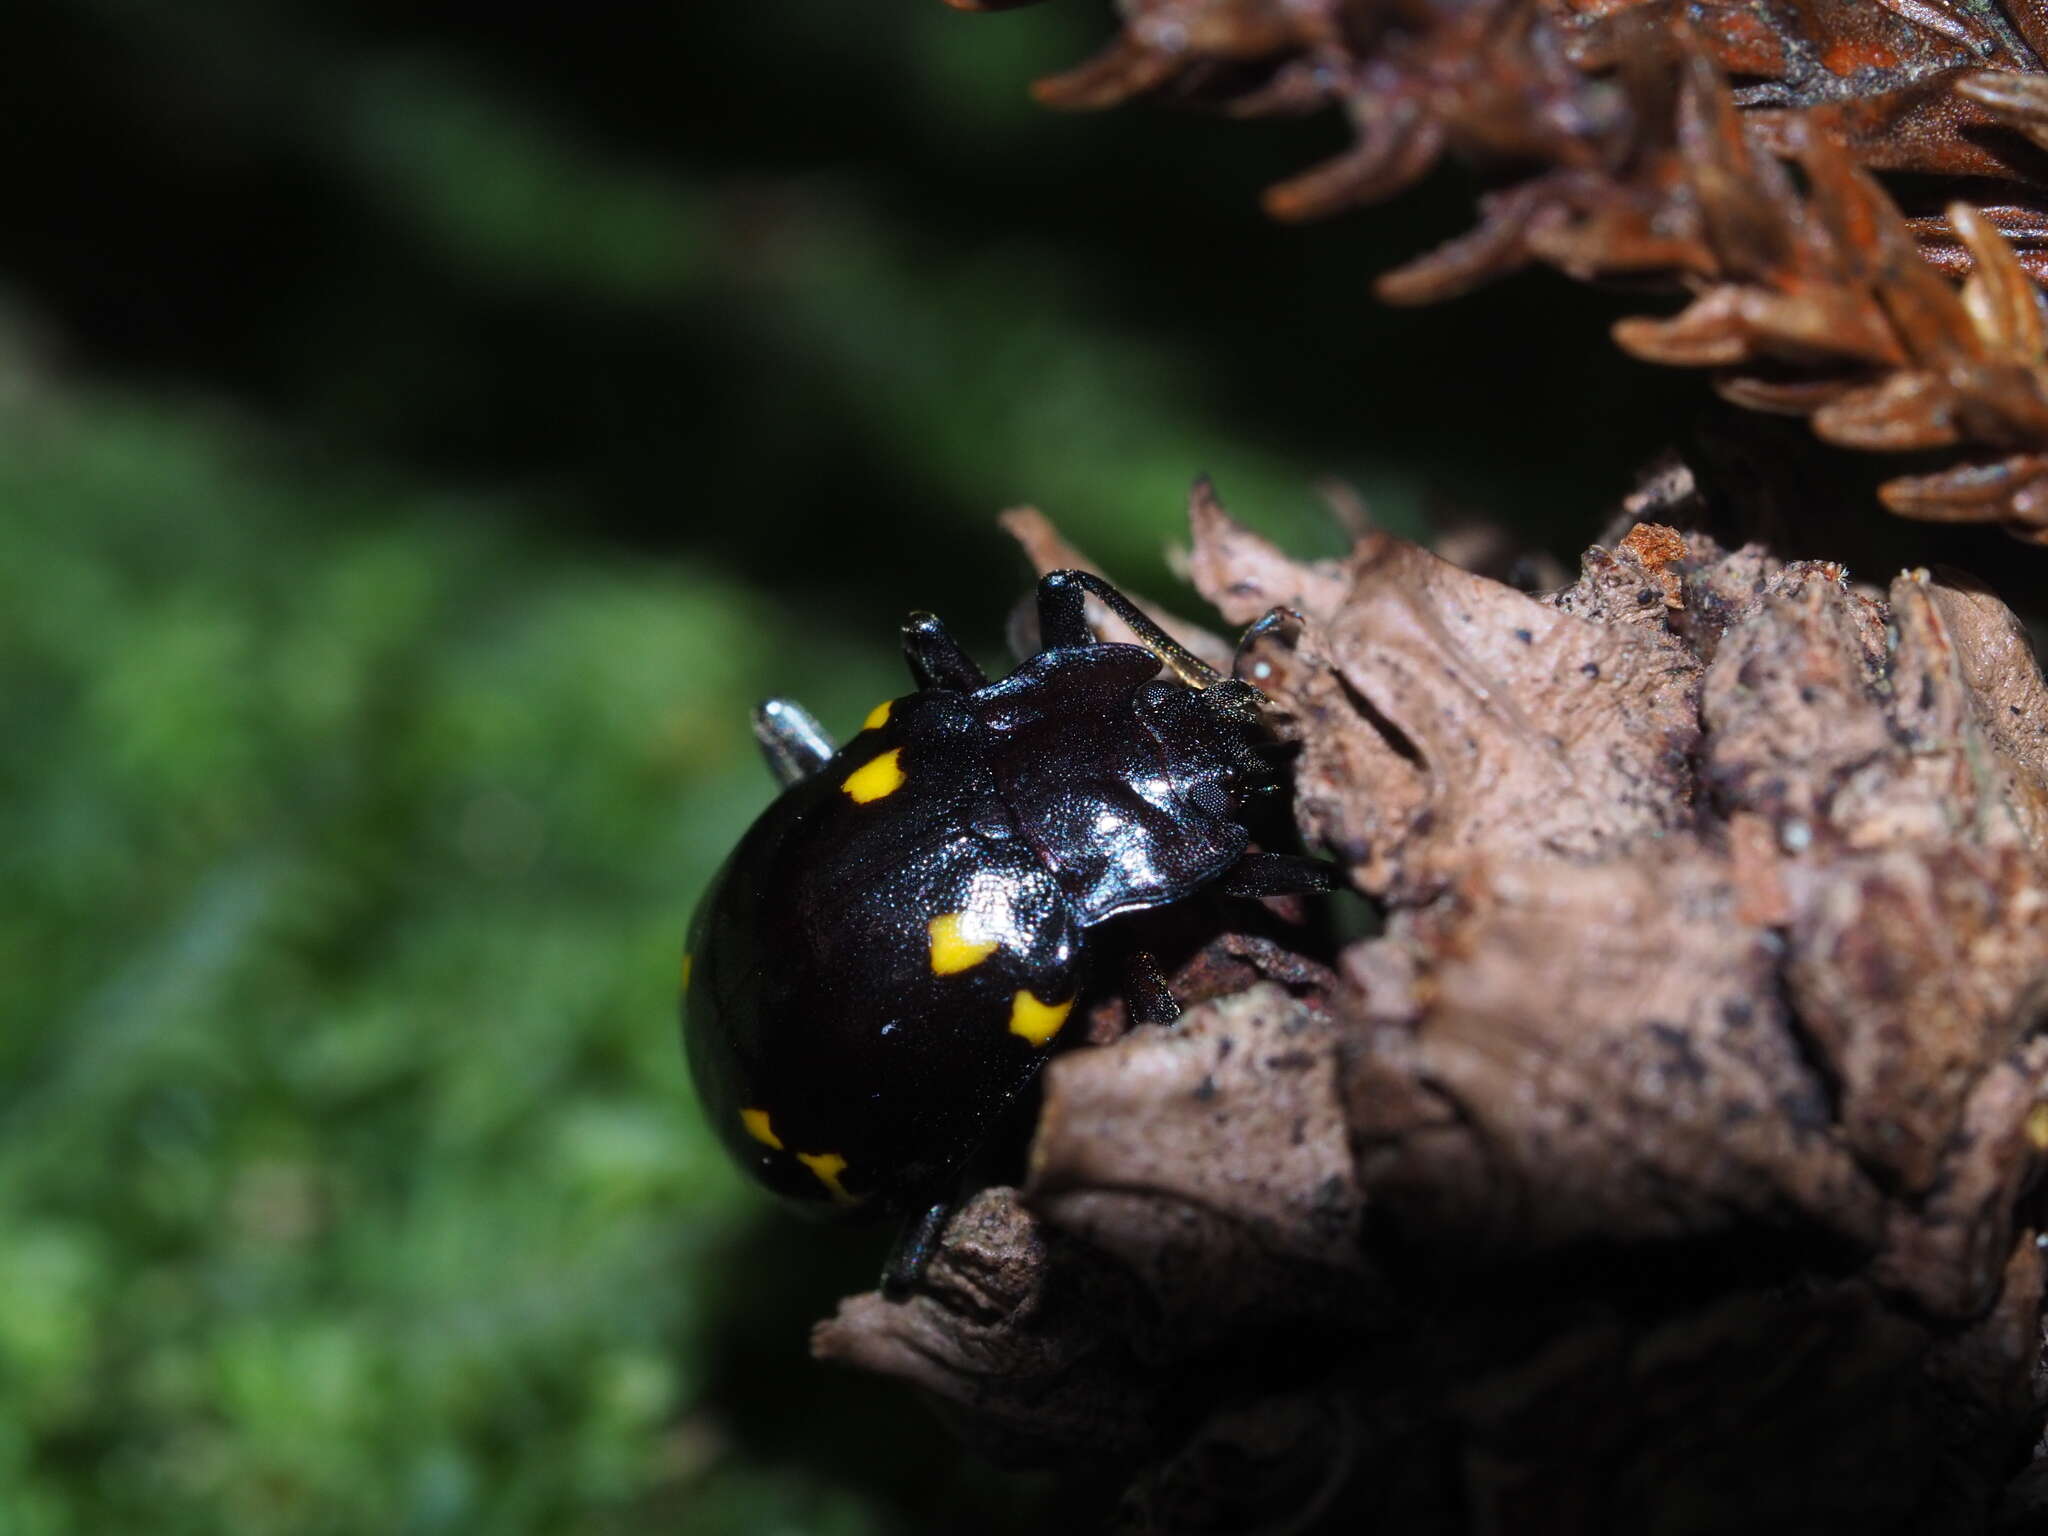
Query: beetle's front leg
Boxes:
[
  {"xmin": 1216, "ymin": 850, "xmax": 1341, "ymax": 898},
  {"xmin": 1033, "ymin": 569, "xmax": 1098, "ymax": 651},
  {"xmin": 752, "ymin": 698, "xmax": 837, "ymax": 786},
  {"xmin": 901, "ymin": 611, "xmax": 989, "ymax": 692},
  {"xmin": 1035, "ymin": 569, "xmax": 1234, "ymax": 693}
]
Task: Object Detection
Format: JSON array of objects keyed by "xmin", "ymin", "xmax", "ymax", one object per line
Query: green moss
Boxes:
[{"xmin": 0, "ymin": 388, "xmax": 956, "ymax": 1531}]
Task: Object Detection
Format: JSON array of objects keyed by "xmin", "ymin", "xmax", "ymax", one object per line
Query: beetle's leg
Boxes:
[
  {"xmin": 1034, "ymin": 569, "xmax": 1096, "ymax": 651},
  {"xmin": 1125, "ymin": 949, "xmax": 1182, "ymax": 1025},
  {"xmin": 752, "ymin": 698, "xmax": 837, "ymax": 786},
  {"xmin": 1217, "ymin": 850, "xmax": 1342, "ymax": 898},
  {"xmin": 1233, "ymin": 606, "xmax": 1305, "ymax": 682},
  {"xmin": 879, "ymin": 1197, "xmax": 954, "ymax": 1300},
  {"xmin": 901, "ymin": 611, "xmax": 989, "ymax": 692},
  {"xmin": 1036, "ymin": 570, "xmax": 1224, "ymax": 690},
  {"xmin": 1237, "ymin": 606, "xmax": 1302, "ymax": 651}
]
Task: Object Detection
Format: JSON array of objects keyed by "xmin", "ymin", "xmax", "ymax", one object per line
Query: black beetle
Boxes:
[{"xmin": 682, "ymin": 569, "xmax": 1331, "ymax": 1290}]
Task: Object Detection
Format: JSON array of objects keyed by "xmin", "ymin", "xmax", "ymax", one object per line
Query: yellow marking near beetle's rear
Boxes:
[
  {"xmin": 842, "ymin": 748, "xmax": 905, "ymax": 804},
  {"xmin": 797, "ymin": 1150, "xmax": 857, "ymax": 1206},
  {"xmin": 680, "ymin": 952, "xmax": 694, "ymax": 992},
  {"xmin": 1008, "ymin": 990, "xmax": 1073, "ymax": 1048},
  {"xmin": 927, "ymin": 912, "xmax": 999, "ymax": 975},
  {"xmin": 740, "ymin": 1108, "xmax": 783, "ymax": 1150},
  {"xmin": 862, "ymin": 700, "xmax": 892, "ymax": 732}
]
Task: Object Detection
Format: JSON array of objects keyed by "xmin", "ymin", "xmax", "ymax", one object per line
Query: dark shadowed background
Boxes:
[{"xmin": 0, "ymin": 3, "xmax": 1731, "ymax": 1531}]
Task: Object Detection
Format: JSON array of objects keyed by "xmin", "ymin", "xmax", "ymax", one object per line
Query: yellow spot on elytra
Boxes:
[
  {"xmin": 927, "ymin": 912, "xmax": 999, "ymax": 975},
  {"xmin": 797, "ymin": 1150, "xmax": 857, "ymax": 1206},
  {"xmin": 1008, "ymin": 990, "xmax": 1073, "ymax": 1048},
  {"xmin": 842, "ymin": 748, "xmax": 905, "ymax": 804},
  {"xmin": 740, "ymin": 1111, "xmax": 855, "ymax": 1206},
  {"xmin": 680, "ymin": 952, "xmax": 694, "ymax": 992},
  {"xmin": 862, "ymin": 700, "xmax": 892, "ymax": 731},
  {"xmin": 2027, "ymin": 1103, "xmax": 2048, "ymax": 1152}
]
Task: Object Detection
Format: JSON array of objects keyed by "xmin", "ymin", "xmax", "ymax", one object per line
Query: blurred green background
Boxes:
[{"xmin": 0, "ymin": 3, "xmax": 1713, "ymax": 1532}]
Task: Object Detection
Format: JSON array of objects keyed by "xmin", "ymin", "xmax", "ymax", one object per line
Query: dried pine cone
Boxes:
[
  {"xmin": 948, "ymin": 0, "xmax": 2048, "ymax": 543},
  {"xmin": 815, "ymin": 484, "xmax": 2048, "ymax": 1534}
]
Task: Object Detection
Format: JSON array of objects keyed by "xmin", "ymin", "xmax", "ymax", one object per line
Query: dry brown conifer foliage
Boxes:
[{"xmin": 948, "ymin": 0, "xmax": 2048, "ymax": 544}]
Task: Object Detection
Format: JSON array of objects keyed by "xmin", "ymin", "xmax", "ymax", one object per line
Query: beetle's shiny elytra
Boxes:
[{"xmin": 681, "ymin": 569, "xmax": 1329, "ymax": 1230}]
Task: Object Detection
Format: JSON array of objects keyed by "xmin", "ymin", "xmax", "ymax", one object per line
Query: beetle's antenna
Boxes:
[{"xmin": 1047, "ymin": 570, "xmax": 1225, "ymax": 692}]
